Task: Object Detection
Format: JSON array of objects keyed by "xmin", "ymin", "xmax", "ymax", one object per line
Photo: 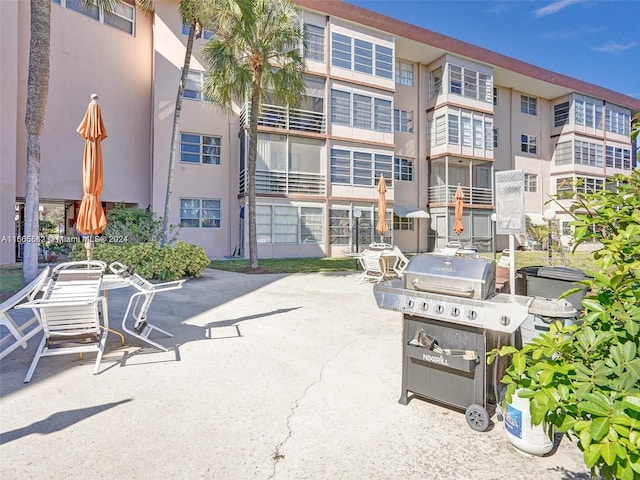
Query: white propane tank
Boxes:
[{"xmin": 504, "ymin": 390, "xmax": 554, "ymax": 456}]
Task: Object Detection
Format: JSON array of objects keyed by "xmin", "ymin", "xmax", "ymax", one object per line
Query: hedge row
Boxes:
[{"xmin": 69, "ymin": 241, "xmax": 210, "ymax": 281}]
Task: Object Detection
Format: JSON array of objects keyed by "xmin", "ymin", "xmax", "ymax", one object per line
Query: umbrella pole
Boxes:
[{"xmin": 85, "ymin": 234, "xmax": 95, "ymax": 262}]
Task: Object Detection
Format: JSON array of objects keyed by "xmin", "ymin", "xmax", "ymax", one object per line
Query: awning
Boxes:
[
  {"xmin": 393, "ymin": 205, "xmax": 430, "ymax": 218},
  {"xmin": 526, "ymin": 213, "xmax": 546, "ymax": 226}
]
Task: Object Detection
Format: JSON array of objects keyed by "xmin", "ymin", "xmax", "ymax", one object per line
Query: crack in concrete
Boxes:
[{"xmin": 268, "ymin": 342, "xmax": 354, "ymax": 480}]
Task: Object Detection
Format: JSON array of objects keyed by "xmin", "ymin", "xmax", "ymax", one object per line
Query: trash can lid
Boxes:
[
  {"xmin": 529, "ymin": 296, "xmax": 577, "ymax": 317},
  {"xmin": 536, "ymin": 266, "xmax": 589, "ymax": 281},
  {"xmin": 516, "ymin": 265, "xmax": 543, "ymax": 275}
]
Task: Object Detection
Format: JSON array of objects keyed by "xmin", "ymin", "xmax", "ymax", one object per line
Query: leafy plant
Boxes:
[
  {"xmin": 69, "ymin": 241, "xmax": 210, "ymax": 280},
  {"xmin": 103, "ymin": 203, "xmax": 177, "ymax": 245},
  {"xmin": 489, "ymin": 169, "xmax": 640, "ymax": 480}
]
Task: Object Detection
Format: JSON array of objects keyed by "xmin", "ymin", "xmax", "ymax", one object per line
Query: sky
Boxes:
[{"xmin": 349, "ymin": 0, "xmax": 640, "ymax": 99}]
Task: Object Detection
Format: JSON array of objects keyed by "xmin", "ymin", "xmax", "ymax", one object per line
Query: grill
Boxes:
[{"xmin": 374, "ymin": 253, "xmax": 533, "ymax": 432}]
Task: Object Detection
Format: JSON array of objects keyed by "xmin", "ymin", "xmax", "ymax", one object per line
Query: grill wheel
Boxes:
[{"xmin": 465, "ymin": 404, "xmax": 490, "ymax": 432}]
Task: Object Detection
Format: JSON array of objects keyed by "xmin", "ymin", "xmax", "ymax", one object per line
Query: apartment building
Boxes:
[{"xmin": 2, "ymin": 0, "xmax": 638, "ymax": 264}]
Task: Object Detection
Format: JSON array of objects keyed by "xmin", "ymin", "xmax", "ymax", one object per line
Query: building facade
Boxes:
[{"xmin": 2, "ymin": 0, "xmax": 638, "ymax": 264}]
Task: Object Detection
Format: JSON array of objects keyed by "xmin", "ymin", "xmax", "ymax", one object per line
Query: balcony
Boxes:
[
  {"xmin": 239, "ymin": 170, "xmax": 325, "ymax": 195},
  {"xmin": 239, "ymin": 103, "xmax": 326, "ymax": 134},
  {"xmin": 428, "ymin": 185, "xmax": 493, "ymax": 206}
]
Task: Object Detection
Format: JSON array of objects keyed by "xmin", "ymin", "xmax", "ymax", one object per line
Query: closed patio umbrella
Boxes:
[
  {"xmin": 76, "ymin": 94, "xmax": 108, "ymax": 260},
  {"xmin": 375, "ymin": 174, "xmax": 389, "ymax": 242},
  {"xmin": 453, "ymin": 183, "xmax": 465, "ymax": 239}
]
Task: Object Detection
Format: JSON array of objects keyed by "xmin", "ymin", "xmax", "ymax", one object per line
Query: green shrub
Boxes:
[
  {"xmin": 489, "ymin": 170, "xmax": 640, "ymax": 480},
  {"xmin": 70, "ymin": 241, "xmax": 210, "ymax": 281},
  {"xmin": 103, "ymin": 203, "xmax": 177, "ymax": 245}
]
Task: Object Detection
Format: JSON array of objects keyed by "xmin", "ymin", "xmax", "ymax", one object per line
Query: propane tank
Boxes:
[{"xmin": 504, "ymin": 390, "xmax": 554, "ymax": 456}]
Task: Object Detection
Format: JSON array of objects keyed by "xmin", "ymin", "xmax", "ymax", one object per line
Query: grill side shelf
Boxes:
[{"xmin": 406, "ymin": 344, "xmax": 479, "ymax": 372}]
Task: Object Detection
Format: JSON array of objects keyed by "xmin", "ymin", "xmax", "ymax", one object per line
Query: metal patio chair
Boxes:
[
  {"xmin": 109, "ymin": 262, "xmax": 185, "ymax": 351},
  {"xmin": 16, "ymin": 261, "xmax": 108, "ymax": 383},
  {"xmin": 0, "ymin": 267, "xmax": 50, "ymax": 361}
]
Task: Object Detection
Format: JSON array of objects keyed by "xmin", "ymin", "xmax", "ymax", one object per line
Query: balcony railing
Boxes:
[
  {"xmin": 239, "ymin": 103, "xmax": 326, "ymax": 134},
  {"xmin": 239, "ymin": 170, "xmax": 325, "ymax": 195},
  {"xmin": 428, "ymin": 185, "xmax": 493, "ymax": 205}
]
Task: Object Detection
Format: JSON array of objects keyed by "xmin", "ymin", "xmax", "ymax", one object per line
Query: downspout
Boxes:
[{"xmin": 149, "ymin": 12, "xmax": 156, "ymax": 212}]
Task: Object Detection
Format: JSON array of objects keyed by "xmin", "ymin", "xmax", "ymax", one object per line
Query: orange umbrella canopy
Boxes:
[
  {"xmin": 375, "ymin": 174, "xmax": 389, "ymax": 239},
  {"xmin": 453, "ymin": 184, "xmax": 464, "ymax": 235},
  {"xmin": 76, "ymin": 94, "xmax": 108, "ymax": 235}
]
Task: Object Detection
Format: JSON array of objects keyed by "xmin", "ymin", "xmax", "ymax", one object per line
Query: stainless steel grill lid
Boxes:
[{"xmin": 403, "ymin": 254, "xmax": 496, "ymax": 300}]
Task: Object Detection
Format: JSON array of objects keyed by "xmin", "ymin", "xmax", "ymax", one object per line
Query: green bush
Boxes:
[
  {"xmin": 103, "ymin": 203, "xmax": 177, "ymax": 245},
  {"xmin": 489, "ymin": 170, "xmax": 640, "ymax": 480},
  {"xmin": 70, "ymin": 241, "xmax": 210, "ymax": 281}
]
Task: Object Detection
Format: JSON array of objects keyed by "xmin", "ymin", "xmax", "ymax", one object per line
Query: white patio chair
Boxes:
[
  {"xmin": 390, "ymin": 246, "xmax": 410, "ymax": 277},
  {"xmin": 0, "ymin": 267, "xmax": 50, "ymax": 361},
  {"xmin": 109, "ymin": 262, "xmax": 185, "ymax": 351},
  {"xmin": 16, "ymin": 261, "xmax": 108, "ymax": 383},
  {"xmin": 497, "ymin": 249, "xmax": 511, "ymax": 268},
  {"xmin": 357, "ymin": 249, "xmax": 387, "ymax": 284}
]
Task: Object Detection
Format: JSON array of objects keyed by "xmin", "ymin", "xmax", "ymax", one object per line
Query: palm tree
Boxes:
[
  {"xmin": 22, "ymin": 0, "xmax": 154, "ymax": 282},
  {"xmin": 159, "ymin": 0, "xmax": 218, "ymax": 246},
  {"xmin": 201, "ymin": 0, "xmax": 305, "ymax": 269}
]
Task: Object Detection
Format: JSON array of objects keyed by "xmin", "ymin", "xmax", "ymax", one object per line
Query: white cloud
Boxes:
[
  {"xmin": 533, "ymin": 0, "xmax": 583, "ymax": 17},
  {"xmin": 591, "ymin": 41, "xmax": 637, "ymax": 53}
]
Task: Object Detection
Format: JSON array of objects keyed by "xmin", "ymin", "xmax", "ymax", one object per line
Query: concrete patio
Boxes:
[{"xmin": 0, "ymin": 269, "xmax": 589, "ymax": 479}]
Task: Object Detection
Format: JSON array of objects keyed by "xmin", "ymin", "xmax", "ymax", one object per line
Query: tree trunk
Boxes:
[
  {"xmin": 160, "ymin": 18, "xmax": 198, "ymax": 246},
  {"xmin": 23, "ymin": 0, "xmax": 51, "ymax": 282},
  {"xmin": 247, "ymin": 78, "xmax": 262, "ymax": 269}
]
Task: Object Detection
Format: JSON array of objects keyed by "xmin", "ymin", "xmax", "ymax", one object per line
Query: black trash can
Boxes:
[{"xmin": 516, "ymin": 265, "xmax": 589, "ymax": 312}]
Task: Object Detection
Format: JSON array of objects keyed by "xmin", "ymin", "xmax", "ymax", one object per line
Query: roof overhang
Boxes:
[{"xmin": 394, "ymin": 205, "xmax": 430, "ymax": 218}]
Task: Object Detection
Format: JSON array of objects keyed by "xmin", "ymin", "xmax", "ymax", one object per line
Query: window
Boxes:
[
  {"xmin": 330, "ymin": 90, "xmax": 393, "ymax": 132},
  {"xmin": 353, "ymin": 94, "xmax": 372, "ymax": 129},
  {"xmin": 329, "ymin": 209, "xmax": 349, "ymax": 245},
  {"xmin": 180, "ymin": 133, "xmax": 221, "ymax": 165},
  {"xmin": 257, "ymin": 205, "xmax": 324, "ymax": 244},
  {"xmin": 492, "ymin": 87, "xmax": 498, "ymax": 107},
  {"xmin": 484, "ymin": 121, "xmax": 493, "ymax": 151},
  {"xmin": 573, "ymin": 95, "xmax": 604, "ymax": 129},
  {"xmin": 393, "ymin": 215, "xmax": 414, "ymax": 231},
  {"xmin": 56, "ymin": 0, "xmax": 134, "ymax": 34},
  {"xmin": 554, "ymin": 102, "xmax": 570, "ymax": 127},
  {"xmin": 330, "ymin": 32, "xmax": 393, "ymax": 79},
  {"xmin": 375, "ymin": 45, "xmax": 393, "ymax": 79},
  {"xmin": 303, "ymin": 24, "xmax": 324, "ymax": 61},
  {"xmin": 184, "ymin": 70, "xmax": 204, "ymax": 100},
  {"xmin": 429, "ymin": 67, "xmax": 442, "ymax": 98},
  {"xmin": 330, "ymin": 90, "xmax": 351, "ymax": 125},
  {"xmin": 554, "ymin": 141, "xmax": 572, "ymax": 166},
  {"xmin": 574, "ymin": 140, "xmax": 603, "ymax": 167},
  {"xmin": 394, "ymin": 157, "xmax": 413, "ymax": 182},
  {"xmin": 182, "ymin": 21, "xmax": 214, "ymax": 40},
  {"xmin": 447, "ymin": 115, "xmax": 459, "ymax": 144},
  {"xmin": 473, "ymin": 119, "xmax": 483, "ymax": 148},
  {"xmin": 555, "ymin": 179, "xmax": 574, "ymax": 199},
  {"xmin": 521, "ymin": 134, "xmax": 537, "ymax": 154},
  {"xmin": 354, "ymin": 39, "xmax": 373, "ymax": 74},
  {"xmin": 493, "ymin": 128, "xmax": 499, "ymax": 149},
  {"xmin": 394, "ymin": 109, "xmax": 413, "ymax": 133},
  {"xmin": 606, "ymin": 146, "xmax": 632, "ymax": 170},
  {"xmin": 331, "ymin": 32, "xmax": 351, "ymax": 69},
  {"xmin": 180, "ymin": 199, "xmax": 220, "ymax": 228},
  {"xmin": 579, "ymin": 177, "xmax": 604, "ymax": 195},
  {"xmin": 605, "ymin": 107, "xmax": 631, "ymax": 136},
  {"xmin": 448, "ymin": 64, "xmax": 492, "ymax": 102},
  {"xmin": 520, "ymin": 95, "xmax": 537, "ymax": 116},
  {"xmin": 524, "ymin": 174, "xmax": 537, "ymax": 192},
  {"xmin": 330, "ymin": 148, "xmax": 392, "ymax": 186},
  {"xmin": 374, "ymin": 99, "xmax": 392, "ymax": 132},
  {"xmin": 433, "ymin": 116, "xmax": 446, "ymax": 146},
  {"xmin": 395, "ymin": 61, "xmax": 413, "ymax": 86}
]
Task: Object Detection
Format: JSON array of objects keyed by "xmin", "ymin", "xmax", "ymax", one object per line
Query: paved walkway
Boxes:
[{"xmin": 0, "ymin": 269, "xmax": 589, "ymax": 479}]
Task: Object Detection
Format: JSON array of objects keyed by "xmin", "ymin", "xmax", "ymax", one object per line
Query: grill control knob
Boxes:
[
  {"xmin": 467, "ymin": 310, "xmax": 478, "ymax": 321},
  {"xmin": 435, "ymin": 304, "xmax": 444, "ymax": 314},
  {"xmin": 451, "ymin": 307, "xmax": 460, "ymax": 317},
  {"xmin": 500, "ymin": 315, "xmax": 510, "ymax": 326},
  {"xmin": 421, "ymin": 302, "xmax": 429, "ymax": 312},
  {"xmin": 407, "ymin": 300, "xmax": 415, "ymax": 309}
]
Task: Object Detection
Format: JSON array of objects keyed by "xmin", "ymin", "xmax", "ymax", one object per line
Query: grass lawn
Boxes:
[
  {"xmin": 0, "ymin": 264, "xmax": 25, "ymax": 301},
  {"xmin": 209, "ymin": 250, "xmax": 599, "ymax": 275}
]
